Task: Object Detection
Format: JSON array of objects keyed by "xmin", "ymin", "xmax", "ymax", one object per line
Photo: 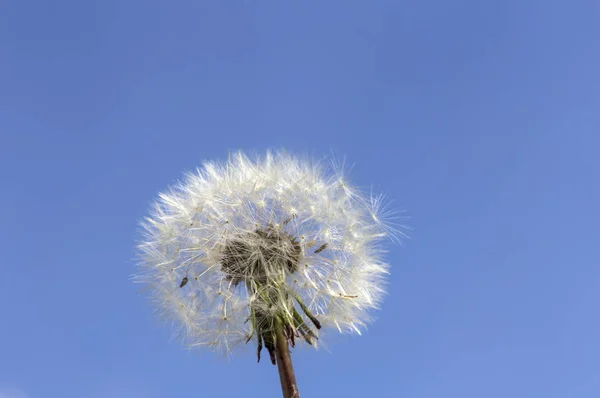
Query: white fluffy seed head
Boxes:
[{"xmin": 136, "ymin": 151, "xmax": 402, "ymax": 356}]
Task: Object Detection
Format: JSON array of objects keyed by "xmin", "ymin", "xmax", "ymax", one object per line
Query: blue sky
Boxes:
[{"xmin": 1, "ymin": 1, "xmax": 599, "ymax": 397}]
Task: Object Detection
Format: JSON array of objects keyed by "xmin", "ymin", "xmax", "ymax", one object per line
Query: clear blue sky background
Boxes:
[{"xmin": 1, "ymin": 1, "xmax": 599, "ymax": 397}]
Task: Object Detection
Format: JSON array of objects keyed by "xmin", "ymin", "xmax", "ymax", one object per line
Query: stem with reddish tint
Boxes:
[{"xmin": 274, "ymin": 320, "xmax": 299, "ymax": 398}]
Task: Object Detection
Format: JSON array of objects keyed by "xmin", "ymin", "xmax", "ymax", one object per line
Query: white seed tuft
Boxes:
[{"xmin": 136, "ymin": 151, "xmax": 402, "ymax": 356}]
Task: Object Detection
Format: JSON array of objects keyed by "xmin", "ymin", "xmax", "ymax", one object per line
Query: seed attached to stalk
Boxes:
[
  {"xmin": 179, "ymin": 277, "xmax": 189, "ymax": 288},
  {"xmin": 314, "ymin": 243, "xmax": 328, "ymax": 254}
]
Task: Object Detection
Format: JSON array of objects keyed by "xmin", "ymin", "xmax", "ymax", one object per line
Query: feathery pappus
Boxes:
[{"xmin": 136, "ymin": 150, "xmax": 403, "ymax": 360}]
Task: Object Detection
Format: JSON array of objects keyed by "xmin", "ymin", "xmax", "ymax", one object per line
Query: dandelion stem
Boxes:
[{"xmin": 274, "ymin": 318, "xmax": 299, "ymax": 398}]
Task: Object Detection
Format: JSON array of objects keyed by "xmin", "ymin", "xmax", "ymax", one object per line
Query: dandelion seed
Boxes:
[
  {"xmin": 314, "ymin": 243, "xmax": 328, "ymax": 254},
  {"xmin": 135, "ymin": 150, "xmax": 404, "ymax": 397},
  {"xmin": 179, "ymin": 277, "xmax": 189, "ymax": 288}
]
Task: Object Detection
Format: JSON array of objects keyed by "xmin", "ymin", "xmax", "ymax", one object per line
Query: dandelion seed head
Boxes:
[{"xmin": 136, "ymin": 151, "xmax": 403, "ymax": 356}]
